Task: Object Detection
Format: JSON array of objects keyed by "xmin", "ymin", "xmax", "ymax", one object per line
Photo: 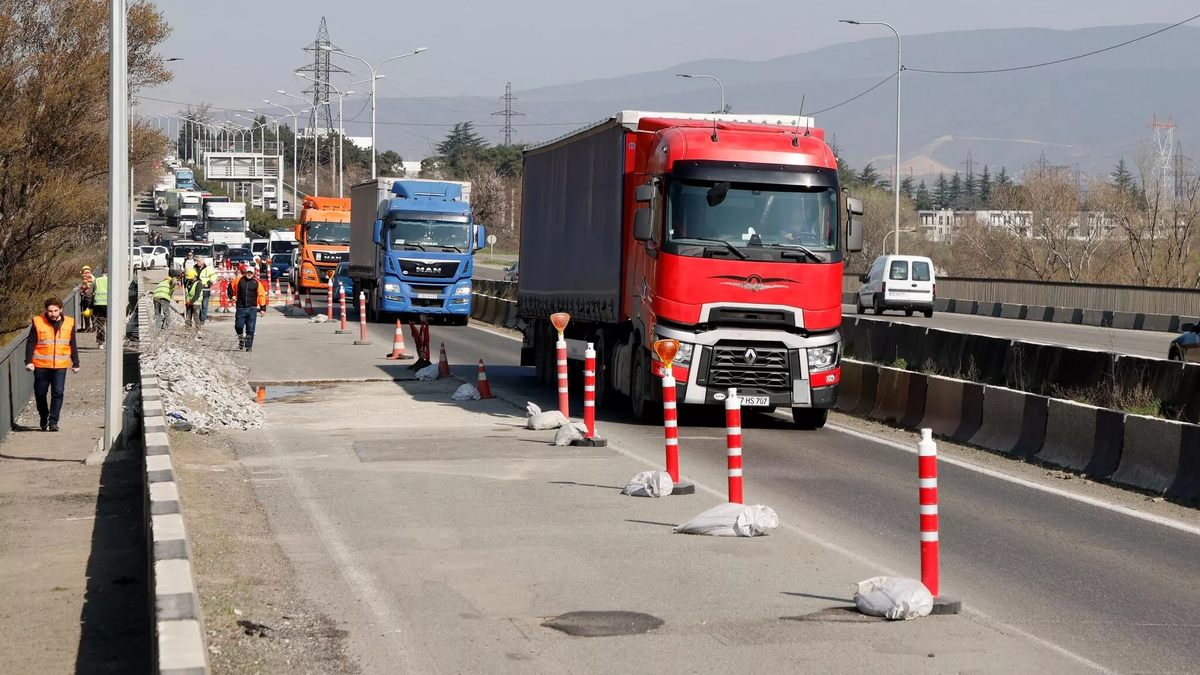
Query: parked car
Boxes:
[
  {"xmin": 140, "ymin": 245, "xmax": 169, "ymax": 270},
  {"xmin": 503, "ymin": 260, "xmax": 519, "ymax": 282},
  {"xmin": 269, "ymin": 253, "xmax": 292, "ymax": 281},
  {"xmin": 856, "ymin": 254, "xmax": 936, "ymax": 318},
  {"xmin": 131, "ymin": 219, "xmax": 150, "ymax": 234},
  {"xmin": 251, "ymin": 195, "xmax": 263, "ymax": 208},
  {"xmin": 1169, "ymin": 323, "xmax": 1200, "ymax": 362}
]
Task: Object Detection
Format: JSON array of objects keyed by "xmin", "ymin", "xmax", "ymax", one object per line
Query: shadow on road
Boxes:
[{"xmin": 75, "ymin": 351, "xmax": 150, "ymax": 674}]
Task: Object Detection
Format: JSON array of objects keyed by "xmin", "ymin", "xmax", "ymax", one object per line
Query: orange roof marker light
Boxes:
[
  {"xmin": 550, "ymin": 312, "xmax": 570, "ymax": 335},
  {"xmin": 654, "ymin": 339, "xmax": 681, "ymax": 369}
]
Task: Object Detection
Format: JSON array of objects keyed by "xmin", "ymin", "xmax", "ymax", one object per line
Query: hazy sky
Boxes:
[{"xmin": 141, "ymin": 1, "xmax": 1199, "ymax": 126}]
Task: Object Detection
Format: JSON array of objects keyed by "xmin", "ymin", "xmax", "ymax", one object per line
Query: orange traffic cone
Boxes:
[
  {"xmin": 477, "ymin": 359, "xmax": 494, "ymax": 399},
  {"xmin": 438, "ymin": 343, "xmax": 451, "ymax": 378},
  {"xmin": 385, "ymin": 320, "xmax": 412, "ymax": 360},
  {"xmin": 256, "ymin": 386, "xmax": 266, "ymax": 404},
  {"xmin": 304, "ymin": 293, "xmax": 314, "ymax": 316},
  {"xmin": 290, "ymin": 285, "xmax": 298, "ymax": 310}
]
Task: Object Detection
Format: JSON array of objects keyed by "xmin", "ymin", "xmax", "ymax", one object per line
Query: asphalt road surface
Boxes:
[{"xmin": 238, "ymin": 306, "xmax": 1200, "ymax": 674}]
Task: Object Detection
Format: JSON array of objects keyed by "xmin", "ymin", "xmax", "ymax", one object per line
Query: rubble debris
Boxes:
[{"xmin": 142, "ymin": 340, "xmax": 266, "ymax": 432}]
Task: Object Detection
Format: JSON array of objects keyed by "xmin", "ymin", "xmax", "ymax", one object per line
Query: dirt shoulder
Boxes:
[{"xmin": 170, "ymin": 427, "xmax": 358, "ymax": 675}]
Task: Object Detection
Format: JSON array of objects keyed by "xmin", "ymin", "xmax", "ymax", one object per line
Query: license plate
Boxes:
[
  {"xmin": 739, "ymin": 396, "xmax": 771, "ymax": 407},
  {"xmin": 416, "ymin": 293, "xmax": 439, "ymax": 299}
]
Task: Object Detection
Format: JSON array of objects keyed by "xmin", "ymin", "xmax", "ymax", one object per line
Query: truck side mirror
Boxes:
[
  {"xmin": 859, "ymin": 273, "xmax": 869, "ymax": 283},
  {"xmin": 633, "ymin": 208, "xmax": 653, "ymax": 241},
  {"xmin": 373, "ymin": 220, "xmax": 383, "ymax": 245},
  {"xmin": 634, "ymin": 184, "xmax": 655, "ymax": 203},
  {"xmin": 846, "ymin": 196, "xmax": 864, "ymax": 216},
  {"xmin": 846, "ymin": 217, "xmax": 864, "ymax": 252},
  {"xmin": 475, "ymin": 225, "xmax": 486, "ymax": 251}
]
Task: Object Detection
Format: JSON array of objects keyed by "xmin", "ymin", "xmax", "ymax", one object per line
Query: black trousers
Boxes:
[{"xmin": 34, "ymin": 367, "xmax": 68, "ymax": 426}]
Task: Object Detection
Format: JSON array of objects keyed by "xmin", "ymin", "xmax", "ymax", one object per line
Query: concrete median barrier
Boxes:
[
  {"xmin": 934, "ymin": 298, "xmax": 951, "ymax": 313},
  {"xmin": 851, "ymin": 362, "xmax": 880, "ymax": 418},
  {"xmin": 977, "ymin": 301, "xmax": 1001, "ymax": 318},
  {"xmin": 503, "ymin": 301, "xmax": 520, "ymax": 328},
  {"xmin": 484, "ymin": 295, "xmax": 502, "ymax": 324},
  {"xmin": 1112, "ymin": 415, "xmax": 1200, "ymax": 499},
  {"xmin": 969, "ymin": 385, "xmax": 1048, "ymax": 459},
  {"xmin": 1036, "ymin": 399, "xmax": 1124, "ymax": 479},
  {"xmin": 868, "ymin": 367, "xmax": 926, "ymax": 427},
  {"xmin": 919, "ymin": 375, "xmax": 964, "ymax": 438},
  {"xmin": 952, "ymin": 300, "xmax": 977, "ymax": 315},
  {"xmin": 1142, "ymin": 314, "xmax": 1174, "ymax": 332},
  {"xmin": 838, "ymin": 360, "xmax": 864, "ymax": 413},
  {"xmin": 999, "ymin": 303, "xmax": 1022, "ymax": 319},
  {"xmin": 470, "ymin": 293, "xmax": 486, "ymax": 320},
  {"xmin": 1025, "ymin": 305, "xmax": 1053, "ymax": 322}
]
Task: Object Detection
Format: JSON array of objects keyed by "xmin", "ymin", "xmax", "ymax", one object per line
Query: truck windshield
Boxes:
[
  {"xmin": 173, "ymin": 245, "xmax": 211, "ymax": 257},
  {"xmin": 207, "ymin": 217, "xmax": 244, "ymax": 232},
  {"xmin": 386, "ymin": 216, "xmax": 470, "ymax": 251},
  {"xmin": 305, "ymin": 221, "xmax": 350, "ymax": 245},
  {"xmin": 666, "ymin": 181, "xmax": 839, "ymax": 251}
]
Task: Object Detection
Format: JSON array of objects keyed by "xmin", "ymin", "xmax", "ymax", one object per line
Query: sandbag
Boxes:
[
  {"xmin": 853, "ymin": 577, "xmax": 933, "ymax": 620},
  {"xmin": 452, "ymin": 384, "xmax": 481, "ymax": 401},
  {"xmin": 673, "ymin": 503, "xmax": 779, "ymax": 537},
  {"xmin": 526, "ymin": 402, "xmax": 542, "ymax": 417},
  {"xmin": 528, "ymin": 410, "xmax": 569, "ymax": 430},
  {"xmin": 622, "ymin": 471, "xmax": 674, "ymax": 498},
  {"xmin": 308, "ymin": 314, "xmax": 329, "ymax": 323},
  {"xmin": 553, "ymin": 422, "xmax": 587, "ymax": 446},
  {"xmin": 416, "ymin": 363, "xmax": 440, "ymax": 380}
]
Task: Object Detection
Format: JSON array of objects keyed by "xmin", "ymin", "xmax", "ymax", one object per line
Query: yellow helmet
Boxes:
[
  {"xmin": 185, "ymin": 269, "xmax": 198, "ymax": 279},
  {"xmin": 83, "ymin": 308, "xmax": 93, "ymax": 317}
]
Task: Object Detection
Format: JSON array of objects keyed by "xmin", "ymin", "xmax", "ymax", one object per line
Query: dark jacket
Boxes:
[{"xmin": 226, "ymin": 275, "xmax": 267, "ymax": 310}]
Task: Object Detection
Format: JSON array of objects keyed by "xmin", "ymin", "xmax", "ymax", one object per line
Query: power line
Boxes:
[
  {"xmin": 906, "ymin": 14, "xmax": 1200, "ymax": 74},
  {"xmin": 808, "ymin": 73, "xmax": 896, "ymax": 116}
]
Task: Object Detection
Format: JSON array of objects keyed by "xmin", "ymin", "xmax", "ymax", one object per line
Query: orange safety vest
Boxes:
[{"xmin": 31, "ymin": 315, "xmax": 75, "ymax": 369}]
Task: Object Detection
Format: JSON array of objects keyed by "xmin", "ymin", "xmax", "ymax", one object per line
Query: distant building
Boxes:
[
  {"xmin": 401, "ymin": 160, "xmax": 422, "ymax": 176},
  {"xmin": 347, "ymin": 136, "xmax": 372, "ymax": 150},
  {"xmin": 918, "ymin": 209, "xmax": 1116, "ymax": 243}
]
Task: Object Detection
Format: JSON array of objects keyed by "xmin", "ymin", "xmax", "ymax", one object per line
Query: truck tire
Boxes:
[
  {"xmin": 452, "ymin": 315, "xmax": 470, "ymax": 326},
  {"xmin": 593, "ymin": 330, "xmax": 610, "ymax": 409},
  {"xmin": 630, "ymin": 345, "xmax": 659, "ymax": 423},
  {"xmin": 541, "ymin": 323, "xmax": 557, "ymax": 386},
  {"xmin": 792, "ymin": 407, "xmax": 829, "ymax": 430},
  {"xmin": 533, "ymin": 321, "xmax": 548, "ymax": 384}
]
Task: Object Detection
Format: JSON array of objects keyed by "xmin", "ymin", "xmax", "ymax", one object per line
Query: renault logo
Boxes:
[{"xmin": 743, "ymin": 348, "xmax": 758, "ymax": 366}]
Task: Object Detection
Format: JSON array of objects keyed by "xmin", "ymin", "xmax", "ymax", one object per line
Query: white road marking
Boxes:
[
  {"xmin": 468, "ymin": 323, "xmax": 523, "ymax": 342},
  {"xmin": 829, "ymin": 424, "xmax": 1200, "ymax": 539}
]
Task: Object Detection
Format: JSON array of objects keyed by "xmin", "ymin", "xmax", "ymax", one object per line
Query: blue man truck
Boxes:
[
  {"xmin": 174, "ymin": 168, "xmax": 195, "ymax": 190},
  {"xmin": 348, "ymin": 178, "xmax": 484, "ymax": 325}
]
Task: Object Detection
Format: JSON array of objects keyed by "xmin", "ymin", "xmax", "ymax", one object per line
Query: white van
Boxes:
[{"xmin": 855, "ymin": 255, "xmax": 936, "ymax": 317}]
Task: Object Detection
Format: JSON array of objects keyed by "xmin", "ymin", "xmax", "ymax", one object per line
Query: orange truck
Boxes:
[{"xmin": 291, "ymin": 196, "xmax": 352, "ymax": 292}]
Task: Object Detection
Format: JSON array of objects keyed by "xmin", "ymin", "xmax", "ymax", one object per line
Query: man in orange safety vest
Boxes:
[{"xmin": 23, "ymin": 298, "xmax": 80, "ymax": 432}]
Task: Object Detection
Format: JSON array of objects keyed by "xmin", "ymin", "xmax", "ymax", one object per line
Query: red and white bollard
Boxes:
[
  {"xmin": 354, "ymin": 291, "xmax": 371, "ymax": 345},
  {"xmin": 326, "ymin": 275, "xmax": 334, "ymax": 320},
  {"xmin": 919, "ymin": 429, "xmax": 939, "ymax": 595},
  {"xmin": 654, "ymin": 352, "xmax": 691, "ymax": 493},
  {"xmin": 726, "ymin": 387, "xmax": 743, "ymax": 504},
  {"xmin": 336, "ymin": 284, "xmax": 349, "ymax": 333},
  {"xmin": 265, "ymin": 262, "xmax": 273, "ymax": 301},
  {"xmin": 917, "ymin": 429, "xmax": 960, "ymax": 613},
  {"xmin": 568, "ymin": 342, "xmax": 606, "ymax": 447},
  {"xmin": 550, "ymin": 313, "xmax": 570, "ymax": 418}
]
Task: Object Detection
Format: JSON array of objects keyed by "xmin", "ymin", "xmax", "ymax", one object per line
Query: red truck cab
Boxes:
[{"xmin": 518, "ymin": 111, "xmax": 863, "ymax": 429}]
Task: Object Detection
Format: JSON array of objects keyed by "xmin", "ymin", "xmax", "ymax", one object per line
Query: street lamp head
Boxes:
[
  {"xmin": 165, "ymin": 57, "xmax": 184, "ymax": 62},
  {"xmin": 346, "ymin": 90, "xmax": 355, "ymax": 96},
  {"xmin": 276, "ymin": 89, "xmax": 286, "ymax": 94},
  {"xmin": 262, "ymin": 99, "xmax": 271, "ymax": 104},
  {"xmin": 676, "ymin": 73, "xmax": 693, "ymax": 78},
  {"xmin": 840, "ymin": 19, "xmax": 860, "ymax": 24},
  {"xmin": 414, "ymin": 47, "xmax": 428, "ymax": 53}
]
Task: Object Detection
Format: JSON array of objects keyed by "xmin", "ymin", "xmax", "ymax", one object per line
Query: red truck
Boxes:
[{"xmin": 517, "ymin": 111, "xmax": 864, "ymax": 429}]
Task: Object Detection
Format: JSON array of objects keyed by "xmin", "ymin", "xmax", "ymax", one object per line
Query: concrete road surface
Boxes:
[
  {"xmin": 211, "ymin": 303, "xmax": 1200, "ymax": 674},
  {"xmin": 473, "ymin": 264, "xmax": 510, "ymax": 281}
]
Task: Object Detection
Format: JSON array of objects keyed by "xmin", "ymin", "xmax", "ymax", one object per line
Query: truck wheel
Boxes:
[
  {"xmin": 367, "ymin": 286, "xmax": 380, "ymax": 323},
  {"xmin": 593, "ymin": 331, "xmax": 610, "ymax": 409},
  {"xmin": 451, "ymin": 315, "xmax": 469, "ymax": 327},
  {"xmin": 533, "ymin": 322, "xmax": 548, "ymax": 383},
  {"xmin": 792, "ymin": 407, "xmax": 829, "ymax": 430},
  {"xmin": 630, "ymin": 346, "xmax": 658, "ymax": 423},
  {"xmin": 541, "ymin": 323, "xmax": 557, "ymax": 386}
]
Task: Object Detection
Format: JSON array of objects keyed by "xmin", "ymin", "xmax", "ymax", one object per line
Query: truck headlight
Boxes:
[
  {"xmin": 314, "ymin": 252, "xmax": 323, "ymax": 262},
  {"xmin": 807, "ymin": 345, "xmax": 839, "ymax": 373},
  {"xmin": 674, "ymin": 343, "xmax": 694, "ymax": 367},
  {"xmin": 384, "ymin": 283, "xmax": 401, "ymax": 293},
  {"xmin": 454, "ymin": 285, "xmax": 472, "ymax": 296}
]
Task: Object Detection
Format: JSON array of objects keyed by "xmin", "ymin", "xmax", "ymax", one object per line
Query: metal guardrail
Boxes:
[
  {"xmin": 842, "ymin": 273, "xmax": 1200, "ymax": 316},
  {"xmin": 1, "ymin": 287, "xmax": 80, "ymax": 443}
]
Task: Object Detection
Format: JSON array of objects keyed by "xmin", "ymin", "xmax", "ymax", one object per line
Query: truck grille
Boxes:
[
  {"xmin": 398, "ymin": 259, "xmax": 459, "ymax": 279},
  {"xmin": 707, "ymin": 345, "xmax": 790, "ymax": 390}
]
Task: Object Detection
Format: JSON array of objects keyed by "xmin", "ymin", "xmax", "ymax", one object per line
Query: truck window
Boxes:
[
  {"xmin": 912, "ymin": 261, "xmax": 931, "ymax": 281},
  {"xmin": 889, "ymin": 260, "xmax": 909, "ymax": 281},
  {"xmin": 666, "ymin": 181, "xmax": 838, "ymax": 250}
]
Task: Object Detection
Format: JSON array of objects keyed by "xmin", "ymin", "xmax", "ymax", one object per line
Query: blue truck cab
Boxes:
[{"xmin": 349, "ymin": 179, "xmax": 484, "ymax": 325}]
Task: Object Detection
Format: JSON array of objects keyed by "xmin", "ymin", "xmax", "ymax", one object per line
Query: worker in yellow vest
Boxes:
[{"xmin": 23, "ymin": 298, "xmax": 79, "ymax": 432}]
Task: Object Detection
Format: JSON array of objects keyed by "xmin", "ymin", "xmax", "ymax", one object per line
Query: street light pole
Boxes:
[
  {"xmin": 842, "ymin": 19, "xmax": 902, "ymax": 254},
  {"xmin": 295, "ymin": 74, "xmax": 366, "ymax": 197},
  {"xmin": 105, "ymin": 0, "xmax": 128, "ymax": 453},
  {"xmin": 278, "ymin": 90, "xmax": 323, "ymax": 196},
  {"xmin": 264, "ymin": 100, "xmax": 301, "ymax": 216},
  {"xmin": 322, "ymin": 45, "xmax": 427, "ymax": 178},
  {"xmin": 675, "ymin": 73, "xmax": 726, "ymax": 113},
  {"xmin": 883, "ymin": 228, "xmax": 916, "ymax": 255}
]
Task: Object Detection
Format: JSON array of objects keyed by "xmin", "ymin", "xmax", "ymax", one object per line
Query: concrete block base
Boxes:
[
  {"xmin": 931, "ymin": 596, "xmax": 962, "ymax": 615},
  {"xmin": 569, "ymin": 436, "xmax": 608, "ymax": 447},
  {"xmin": 353, "ymin": 340, "xmax": 372, "ymax": 345},
  {"xmin": 671, "ymin": 481, "xmax": 696, "ymax": 495}
]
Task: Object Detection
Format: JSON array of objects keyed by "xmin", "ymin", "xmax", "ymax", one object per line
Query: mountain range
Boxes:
[{"xmin": 369, "ymin": 23, "xmax": 1200, "ymax": 184}]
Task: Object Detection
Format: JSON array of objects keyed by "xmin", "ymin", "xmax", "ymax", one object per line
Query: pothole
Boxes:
[
  {"xmin": 541, "ymin": 611, "xmax": 664, "ymax": 637},
  {"xmin": 250, "ymin": 385, "xmax": 317, "ymax": 401}
]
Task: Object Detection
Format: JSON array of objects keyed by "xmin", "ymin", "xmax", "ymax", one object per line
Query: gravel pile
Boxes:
[{"xmin": 142, "ymin": 341, "xmax": 266, "ymax": 432}]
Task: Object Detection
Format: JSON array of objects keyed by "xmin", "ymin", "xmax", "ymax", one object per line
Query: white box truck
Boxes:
[{"xmin": 204, "ymin": 202, "xmax": 249, "ymax": 246}]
